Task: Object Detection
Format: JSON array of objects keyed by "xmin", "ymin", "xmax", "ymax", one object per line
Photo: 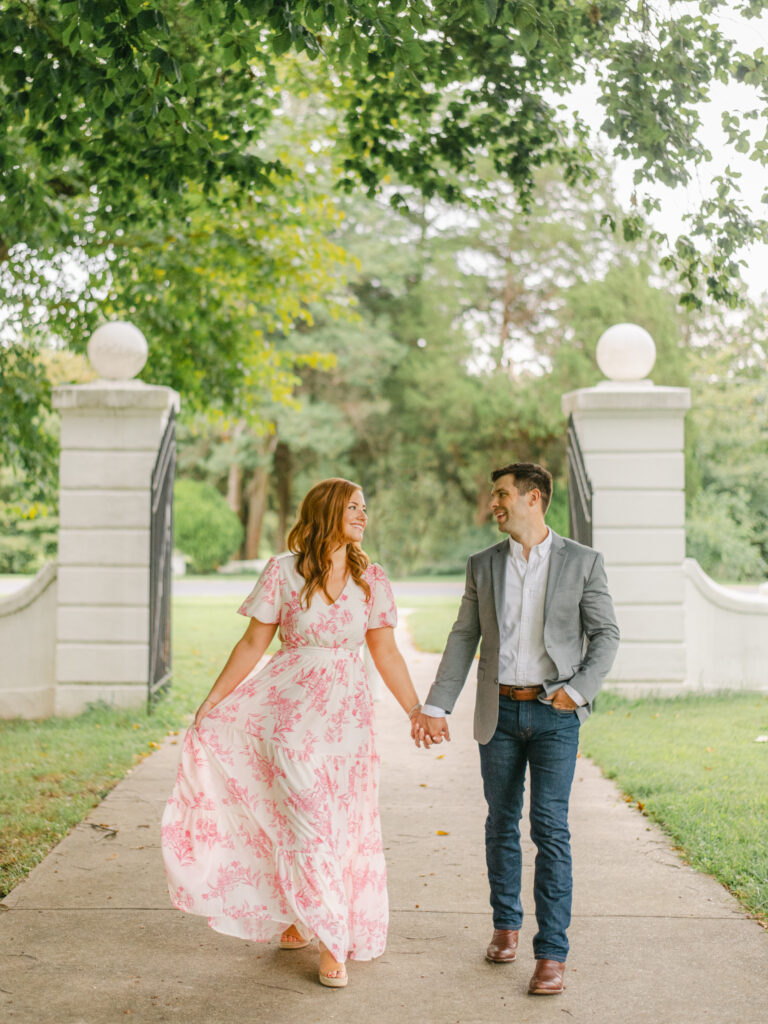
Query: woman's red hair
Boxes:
[{"xmin": 286, "ymin": 478, "xmax": 371, "ymax": 608}]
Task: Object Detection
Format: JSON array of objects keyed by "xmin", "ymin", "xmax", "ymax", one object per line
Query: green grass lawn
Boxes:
[
  {"xmin": 400, "ymin": 596, "xmax": 460, "ymax": 654},
  {"xmin": 2, "ymin": 595, "xmax": 767, "ymax": 927},
  {"xmin": 0, "ymin": 596, "xmax": 251, "ymax": 897},
  {"xmin": 581, "ymin": 690, "xmax": 768, "ymax": 923}
]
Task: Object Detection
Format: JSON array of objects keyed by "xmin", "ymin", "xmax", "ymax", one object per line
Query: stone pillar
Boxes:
[
  {"xmin": 562, "ymin": 324, "xmax": 691, "ymax": 693},
  {"xmin": 52, "ymin": 323, "xmax": 180, "ymax": 715}
]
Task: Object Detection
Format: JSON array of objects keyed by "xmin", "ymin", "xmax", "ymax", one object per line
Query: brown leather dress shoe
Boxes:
[
  {"xmin": 485, "ymin": 929, "xmax": 519, "ymax": 963},
  {"xmin": 528, "ymin": 958, "xmax": 566, "ymax": 994}
]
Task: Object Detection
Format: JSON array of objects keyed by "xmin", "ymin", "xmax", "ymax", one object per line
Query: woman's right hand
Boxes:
[
  {"xmin": 411, "ymin": 711, "xmax": 450, "ymax": 749},
  {"xmin": 194, "ymin": 697, "xmax": 217, "ymax": 729}
]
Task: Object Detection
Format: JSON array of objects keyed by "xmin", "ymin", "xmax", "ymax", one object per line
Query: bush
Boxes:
[
  {"xmin": 686, "ymin": 488, "xmax": 768, "ymax": 582},
  {"xmin": 174, "ymin": 478, "xmax": 243, "ymax": 574},
  {"xmin": 0, "ymin": 489, "xmax": 58, "ymax": 574}
]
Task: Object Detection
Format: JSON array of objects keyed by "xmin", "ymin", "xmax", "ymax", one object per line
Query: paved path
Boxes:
[{"xmin": 1, "ymin": 621, "xmax": 766, "ymax": 1023}]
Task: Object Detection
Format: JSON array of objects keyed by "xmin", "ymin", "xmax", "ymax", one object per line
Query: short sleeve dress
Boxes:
[{"xmin": 161, "ymin": 554, "xmax": 398, "ymax": 962}]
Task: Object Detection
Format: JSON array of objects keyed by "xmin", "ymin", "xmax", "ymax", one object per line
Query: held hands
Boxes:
[{"xmin": 410, "ymin": 711, "xmax": 450, "ymax": 749}]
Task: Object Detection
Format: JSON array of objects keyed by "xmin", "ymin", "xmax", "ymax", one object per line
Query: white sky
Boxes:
[{"xmin": 579, "ymin": 6, "xmax": 768, "ymax": 300}]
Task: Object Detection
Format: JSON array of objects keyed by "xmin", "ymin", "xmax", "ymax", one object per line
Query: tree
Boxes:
[
  {"xmin": 3, "ymin": 1, "xmax": 767, "ymax": 305},
  {"xmin": 239, "ymin": 163, "xmax": 690, "ymax": 572},
  {"xmin": 166, "ymin": 137, "xmax": 764, "ymax": 582},
  {"xmin": 684, "ymin": 307, "xmax": 768, "ymax": 580},
  {"xmin": 5, "ymin": 1, "xmax": 768, "ymax": 486},
  {"xmin": 1, "ymin": 61, "xmax": 351, "ymax": 483},
  {"xmin": 171, "ymin": 151, "xmax": 766, "ymax": 577}
]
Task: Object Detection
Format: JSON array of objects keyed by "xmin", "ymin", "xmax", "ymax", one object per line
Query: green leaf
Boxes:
[
  {"xmin": 402, "ymin": 39, "xmax": 426, "ymax": 63},
  {"xmin": 519, "ymin": 23, "xmax": 539, "ymax": 53},
  {"xmin": 271, "ymin": 30, "xmax": 293, "ymax": 57}
]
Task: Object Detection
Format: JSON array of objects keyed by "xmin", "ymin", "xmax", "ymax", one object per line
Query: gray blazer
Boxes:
[{"xmin": 424, "ymin": 530, "xmax": 620, "ymax": 744}]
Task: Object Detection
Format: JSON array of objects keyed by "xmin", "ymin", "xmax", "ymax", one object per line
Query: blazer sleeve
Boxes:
[
  {"xmin": 568, "ymin": 551, "xmax": 620, "ymax": 704},
  {"xmin": 423, "ymin": 555, "xmax": 482, "ymax": 714}
]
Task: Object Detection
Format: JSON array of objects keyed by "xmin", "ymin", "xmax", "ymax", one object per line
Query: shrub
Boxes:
[
  {"xmin": 0, "ymin": 496, "xmax": 58, "ymax": 574},
  {"xmin": 173, "ymin": 478, "xmax": 243, "ymax": 574},
  {"xmin": 686, "ymin": 488, "xmax": 768, "ymax": 582}
]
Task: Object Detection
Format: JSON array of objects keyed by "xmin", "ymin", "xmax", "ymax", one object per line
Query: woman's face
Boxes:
[{"xmin": 341, "ymin": 489, "xmax": 367, "ymax": 544}]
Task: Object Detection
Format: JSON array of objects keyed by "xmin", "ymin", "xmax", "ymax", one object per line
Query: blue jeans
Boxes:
[{"xmin": 479, "ymin": 697, "xmax": 580, "ymax": 962}]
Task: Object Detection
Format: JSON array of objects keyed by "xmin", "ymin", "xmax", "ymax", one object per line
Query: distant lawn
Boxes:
[
  {"xmin": 395, "ymin": 574, "xmax": 464, "ymax": 584},
  {"xmin": 403, "ymin": 597, "xmax": 460, "ymax": 654},
  {"xmin": 174, "ymin": 573, "xmax": 257, "ymax": 583},
  {"xmin": 582, "ymin": 691, "xmax": 768, "ymax": 923}
]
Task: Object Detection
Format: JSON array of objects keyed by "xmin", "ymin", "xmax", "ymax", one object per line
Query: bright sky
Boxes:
[{"xmin": 588, "ymin": 6, "xmax": 768, "ymax": 300}]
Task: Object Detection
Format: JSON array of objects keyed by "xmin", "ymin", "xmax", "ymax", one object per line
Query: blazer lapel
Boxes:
[
  {"xmin": 544, "ymin": 530, "xmax": 566, "ymax": 617},
  {"xmin": 490, "ymin": 541, "xmax": 508, "ymax": 620}
]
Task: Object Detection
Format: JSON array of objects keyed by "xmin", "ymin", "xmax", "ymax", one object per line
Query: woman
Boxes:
[{"xmin": 161, "ymin": 478, "xmax": 424, "ymax": 988}]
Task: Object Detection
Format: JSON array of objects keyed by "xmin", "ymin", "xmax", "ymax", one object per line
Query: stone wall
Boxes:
[
  {"xmin": 0, "ymin": 564, "xmax": 58, "ymax": 718},
  {"xmin": 684, "ymin": 559, "xmax": 768, "ymax": 691}
]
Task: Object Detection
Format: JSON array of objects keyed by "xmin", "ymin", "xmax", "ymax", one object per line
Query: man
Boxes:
[{"xmin": 411, "ymin": 462, "xmax": 619, "ymax": 995}]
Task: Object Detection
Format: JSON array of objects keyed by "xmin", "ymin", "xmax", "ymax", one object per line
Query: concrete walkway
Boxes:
[{"xmin": 2, "ymin": 622, "xmax": 766, "ymax": 1023}]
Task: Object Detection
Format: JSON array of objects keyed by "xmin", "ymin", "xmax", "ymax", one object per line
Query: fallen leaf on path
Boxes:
[
  {"xmin": 436, "ymin": 830, "xmax": 450, "ymax": 835},
  {"xmin": 90, "ymin": 823, "xmax": 118, "ymax": 839}
]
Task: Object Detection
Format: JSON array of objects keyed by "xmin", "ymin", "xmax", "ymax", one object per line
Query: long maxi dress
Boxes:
[{"xmin": 160, "ymin": 553, "xmax": 397, "ymax": 962}]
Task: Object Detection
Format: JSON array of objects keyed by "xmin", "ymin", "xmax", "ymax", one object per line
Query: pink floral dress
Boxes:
[{"xmin": 161, "ymin": 554, "xmax": 397, "ymax": 962}]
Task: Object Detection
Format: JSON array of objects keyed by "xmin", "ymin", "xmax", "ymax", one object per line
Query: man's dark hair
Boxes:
[{"xmin": 491, "ymin": 462, "xmax": 553, "ymax": 513}]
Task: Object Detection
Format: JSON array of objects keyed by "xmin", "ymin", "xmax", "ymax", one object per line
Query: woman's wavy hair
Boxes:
[{"xmin": 286, "ymin": 478, "xmax": 371, "ymax": 608}]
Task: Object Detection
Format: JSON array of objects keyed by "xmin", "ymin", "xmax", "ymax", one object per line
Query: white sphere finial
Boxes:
[
  {"xmin": 596, "ymin": 323, "xmax": 656, "ymax": 382},
  {"xmin": 87, "ymin": 321, "xmax": 148, "ymax": 380}
]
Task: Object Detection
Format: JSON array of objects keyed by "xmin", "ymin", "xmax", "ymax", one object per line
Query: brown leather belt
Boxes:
[{"xmin": 498, "ymin": 684, "xmax": 543, "ymax": 701}]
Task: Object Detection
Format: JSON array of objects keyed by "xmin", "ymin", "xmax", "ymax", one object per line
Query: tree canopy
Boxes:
[
  {"xmin": 2, "ymin": 1, "xmax": 768, "ymax": 307},
  {"xmin": 3, "ymin": 1, "xmax": 768, "ymax": 573}
]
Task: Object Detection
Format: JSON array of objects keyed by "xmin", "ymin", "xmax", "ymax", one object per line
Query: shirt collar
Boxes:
[{"xmin": 508, "ymin": 527, "xmax": 552, "ymax": 564}]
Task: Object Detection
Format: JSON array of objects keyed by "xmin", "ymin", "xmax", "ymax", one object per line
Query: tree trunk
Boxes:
[
  {"xmin": 274, "ymin": 441, "xmax": 294, "ymax": 551},
  {"xmin": 244, "ymin": 465, "xmax": 269, "ymax": 559},
  {"xmin": 226, "ymin": 461, "xmax": 243, "ymax": 516},
  {"xmin": 474, "ymin": 475, "xmax": 491, "ymax": 526},
  {"xmin": 225, "ymin": 462, "xmax": 244, "ymax": 557}
]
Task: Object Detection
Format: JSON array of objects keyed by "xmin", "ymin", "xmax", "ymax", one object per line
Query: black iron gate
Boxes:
[
  {"xmin": 148, "ymin": 407, "xmax": 176, "ymax": 707},
  {"xmin": 566, "ymin": 414, "xmax": 593, "ymax": 547}
]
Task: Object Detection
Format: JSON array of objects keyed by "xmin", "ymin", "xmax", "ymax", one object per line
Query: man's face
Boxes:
[{"xmin": 489, "ymin": 474, "xmax": 537, "ymax": 535}]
